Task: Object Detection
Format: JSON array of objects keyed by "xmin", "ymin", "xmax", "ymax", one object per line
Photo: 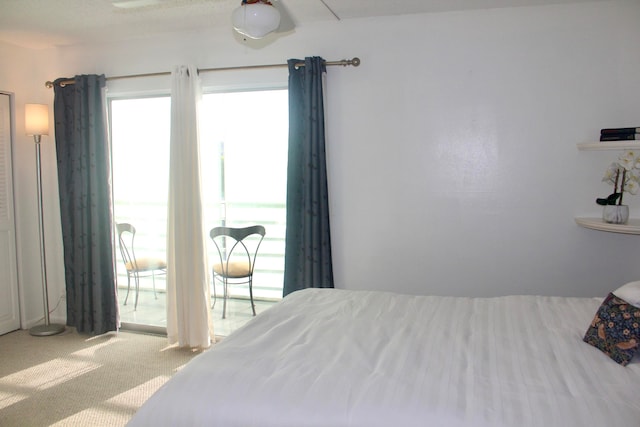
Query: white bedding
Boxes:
[{"xmin": 128, "ymin": 289, "xmax": 640, "ymax": 427}]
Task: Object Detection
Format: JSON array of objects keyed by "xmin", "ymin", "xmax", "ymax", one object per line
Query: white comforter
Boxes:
[{"xmin": 128, "ymin": 289, "xmax": 640, "ymax": 427}]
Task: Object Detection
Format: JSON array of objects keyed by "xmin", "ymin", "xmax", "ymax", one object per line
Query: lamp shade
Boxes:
[
  {"xmin": 25, "ymin": 104, "xmax": 49, "ymax": 136},
  {"xmin": 232, "ymin": 1, "xmax": 280, "ymax": 39}
]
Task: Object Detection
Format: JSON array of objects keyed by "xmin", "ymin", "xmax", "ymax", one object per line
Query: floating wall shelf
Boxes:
[
  {"xmin": 574, "ymin": 217, "xmax": 640, "ymax": 235},
  {"xmin": 577, "ymin": 142, "xmax": 640, "ymax": 151}
]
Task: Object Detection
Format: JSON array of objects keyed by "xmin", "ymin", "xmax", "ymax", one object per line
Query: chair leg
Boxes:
[
  {"xmin": 211, "ymin": 273, "xmax": 217, "ymax": 309},
  {"xmin": 133, "ymin": 271, "xmax": 141, "ymax": 311},
  {"xmin": 249, "ymin": 276, "xmax": 256, "ymax": 316},
  {"xmin": 152, "ymin": 271, "xmax": 158, "ymax": 299},
  {"xmin": 222, "ymin": 278, "xmax": 228, "ymax": 319},
  {"xmin": 123, "ymin": 272, "xmax": 132, "ymax": 306}
]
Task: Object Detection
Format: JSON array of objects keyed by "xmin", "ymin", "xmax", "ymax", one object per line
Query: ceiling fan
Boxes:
[
  {"xmin": 111, "ymin": 0, "xmax": 296, "ymax": 39},
  {"xmin": 111, "ymin": 0, "xmax": 174, "ymax": 8},
  {"xmin": 231, "ymin": 0, "xmax": 289, "ymax": 39},
  {"xmin": 110, "ymin": 0, "xmax": 336, "ymax": 40}
]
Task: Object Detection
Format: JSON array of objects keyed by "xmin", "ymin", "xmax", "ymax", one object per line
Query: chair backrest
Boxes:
[
  {"xmin": 116, "ymin": 223, "xmax": 137, "ymax": 271},
  {"xmin": 209, "ymin": 225, "xmax": 266, "ymax": 276}
]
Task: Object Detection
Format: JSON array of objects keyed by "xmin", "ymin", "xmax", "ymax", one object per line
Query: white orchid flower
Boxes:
[
  {"xmin": 619, "ymin": 150, "xmax": 637, "ymax": 162},
  {"xmin": 602, "ymin": 162, "xmax": 622, "ymax": 184},
  {"xmin": 629, "ymin": 168, "xmax": 640, "ymax": 182},
  {"xmin": 625, "ymin": 179, "xmax": 640, "ymax": 195},
  {"xmin": 617, "ymin": 153, "xmax": 636, "ymax": 171}
]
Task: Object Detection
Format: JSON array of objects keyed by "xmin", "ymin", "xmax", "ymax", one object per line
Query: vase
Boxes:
[{"xmin": 602, "ymin": 205, "xmax": 629, "ymax": 225}]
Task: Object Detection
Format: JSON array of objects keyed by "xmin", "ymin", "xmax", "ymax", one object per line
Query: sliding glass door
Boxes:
[
  {"xmin": 200, "ymin": 90, "xmax": 288, "ymax": 301},
  {"xmin": 110, "ymin": 89, "xmax": 287, "ymax": 329}
]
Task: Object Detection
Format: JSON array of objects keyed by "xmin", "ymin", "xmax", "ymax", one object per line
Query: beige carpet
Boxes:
[{"xmin": 0, "ymin": 328, "xmax": 205, "ymax": 427}]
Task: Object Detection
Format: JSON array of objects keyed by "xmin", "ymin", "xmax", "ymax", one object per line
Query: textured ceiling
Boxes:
[{"xmin": 0, "ymin": 0, "xmax": 601, "ymax": 49}]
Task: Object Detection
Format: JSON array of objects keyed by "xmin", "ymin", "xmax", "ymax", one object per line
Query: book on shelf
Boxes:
[
  {"xmin": 600, "ymin": 127, "xmax": 640, "ymax": 135},
  {"xmin": 600, "ymin": 133, "xmax": 640, "ymax": 141}
]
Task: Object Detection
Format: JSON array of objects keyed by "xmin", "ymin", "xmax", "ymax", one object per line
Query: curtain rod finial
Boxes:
[
  {"xmin": 45, "ymin": 81, "xmax": 54, "ymax": 89},
  {"xmin": 351, "ymin": 57, "xmax": 360, "ymax": 67}
]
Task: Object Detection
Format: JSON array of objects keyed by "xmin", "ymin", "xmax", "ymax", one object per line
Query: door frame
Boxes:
[{"xmin": 0, "ymin": 91, "xmax": 21, "ymax": 335}]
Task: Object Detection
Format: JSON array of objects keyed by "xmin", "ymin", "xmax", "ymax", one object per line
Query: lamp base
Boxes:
[{"xmin": 29, "ymin": 323, "xmax": 65, "ymax": 337}]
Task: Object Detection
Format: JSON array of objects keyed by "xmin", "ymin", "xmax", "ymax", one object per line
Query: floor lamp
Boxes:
[{"xmin": 25, "ymin": 103, "xmax": 65, "ymax": 337}]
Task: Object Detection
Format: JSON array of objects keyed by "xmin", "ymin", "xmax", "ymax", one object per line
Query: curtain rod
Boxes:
[{"xmin": 45, "ymin": 57, "xmax": 360, "ymax": 88}]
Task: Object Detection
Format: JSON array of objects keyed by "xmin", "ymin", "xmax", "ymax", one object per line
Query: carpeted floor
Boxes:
[{"xmin": 0, "ymin": 328, "xmax": 205, "ymax": 426}]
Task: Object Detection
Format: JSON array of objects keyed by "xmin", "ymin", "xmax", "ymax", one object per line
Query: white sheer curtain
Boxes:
[{"xmin": 166, "ymin": 65, "xmax": 213, "ymax": 348}]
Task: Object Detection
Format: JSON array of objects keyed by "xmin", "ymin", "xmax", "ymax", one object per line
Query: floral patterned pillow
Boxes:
[{"xmin": 583, "ymin": 293, "xmax": 640, "ymax": 366}]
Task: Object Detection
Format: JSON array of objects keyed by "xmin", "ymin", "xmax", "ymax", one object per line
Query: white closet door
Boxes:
[{"xmin": 0, "ymin": 92, "xmax": 20, "ymax": 335}]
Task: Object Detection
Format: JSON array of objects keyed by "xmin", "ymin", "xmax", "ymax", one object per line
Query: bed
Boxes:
[{"xmin": 127, "ymin": 287, "xmax": 640, "ymax": 427}]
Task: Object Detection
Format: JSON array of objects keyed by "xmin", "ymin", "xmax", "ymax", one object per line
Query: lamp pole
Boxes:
[{"xmin": 26, "ymin": 103, "xmax": 65, "ymax": 337}]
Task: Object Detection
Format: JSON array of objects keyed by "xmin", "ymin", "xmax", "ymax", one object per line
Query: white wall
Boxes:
[{"xmin": 4, "ymin": 1, "xmax": 640, "ymax": 326}]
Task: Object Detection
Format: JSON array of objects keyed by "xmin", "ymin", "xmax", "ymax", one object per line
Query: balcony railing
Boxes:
[{"xmin": 114, "ymin": 201, "xmax": 285, "ymax": 301}]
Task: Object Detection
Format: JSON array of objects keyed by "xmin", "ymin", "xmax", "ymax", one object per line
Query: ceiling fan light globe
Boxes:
[{"xmin": 232, "ymin": 3, "xmax": 281, "ymax": 39}]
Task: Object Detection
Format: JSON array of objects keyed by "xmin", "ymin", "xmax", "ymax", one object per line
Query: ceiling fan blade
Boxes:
[
  {"xmin": 272, "ymin": 0, "xmax": 295, "ymax": 33},
  {"xmin": 112, "ymin": 0, "xmax": 170, "ymax": 9}
]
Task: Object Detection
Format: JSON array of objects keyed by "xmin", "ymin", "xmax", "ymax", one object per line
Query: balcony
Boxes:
[
  {"xmin": 116, "ymin": 201, "xmax": 284, "ymax": 288},
  {"xmin": 115, "ymin": 201, "xmax": 285, "ymax": 335},
  {"xmin": 118, "ymin": 288, "xmax": 277, "ymax": 337}
]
